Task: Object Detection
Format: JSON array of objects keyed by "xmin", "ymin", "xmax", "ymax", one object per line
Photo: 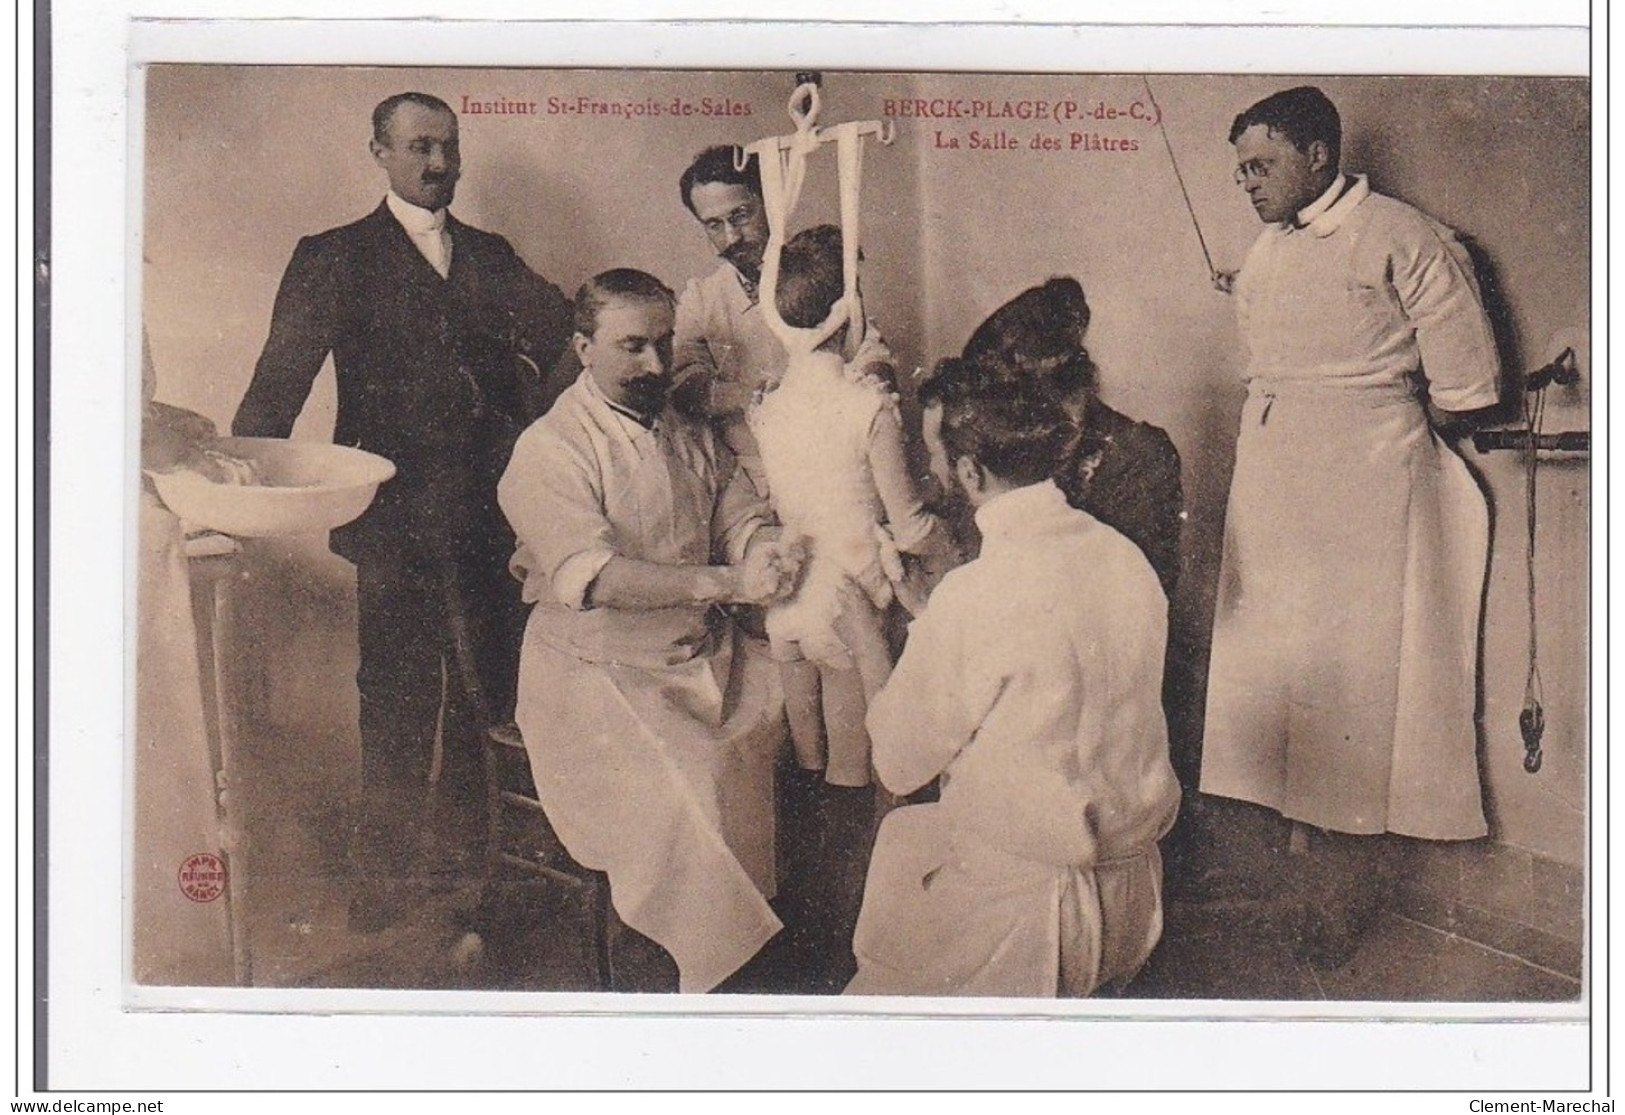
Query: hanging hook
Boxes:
[
  {"xmin": 1525, "ymin": 347, "xmax": 1580, "ymax": 391},
  {"xmin": 1519, "ymin": 702, "xmax": 1545, "ymax": 774},
  {"xmin": 788, "ymin": 81, "xmax": 822, "ymax": 133}
]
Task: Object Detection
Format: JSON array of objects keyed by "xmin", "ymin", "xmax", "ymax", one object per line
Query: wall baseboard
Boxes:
[{"xmin": 1391, "ymin": 839, "xmax": 1584, "ymax": 981}]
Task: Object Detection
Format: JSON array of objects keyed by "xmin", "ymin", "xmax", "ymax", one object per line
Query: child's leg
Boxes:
[
  {"xmin": 819, "ymin": 664, "xmax": 873, "ymax": 787},
  {"xmin": 821, "ymin": 593, "xmax": 891, "ymax": 787},
  {"xmin": 780, "ymin": 656, "xmax": 827, "ymax": 772}
]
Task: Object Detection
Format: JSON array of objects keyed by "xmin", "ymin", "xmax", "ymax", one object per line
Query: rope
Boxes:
[{"xmin": 1519, "ymin": 378, "xmax": 1546, "ymax": 773}]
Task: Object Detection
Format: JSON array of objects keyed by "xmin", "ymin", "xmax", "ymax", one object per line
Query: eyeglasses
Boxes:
[
  {"xmin": 1234, "ymin": 160, "xmax": 1272, "ymax": 184},
  {"xmin": 702, "ymin": 203, "xmax": 762, "ymax": 237}
]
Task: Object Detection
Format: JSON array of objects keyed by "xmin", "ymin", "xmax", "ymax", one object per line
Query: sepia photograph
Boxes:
[
  {"xmin": 129, "ymin": 60, "xmax": 1591, "ymax": 1013},
  {"xmin": 27, "ymin": 6, "xmax": 1600, "ymax": 1091}
]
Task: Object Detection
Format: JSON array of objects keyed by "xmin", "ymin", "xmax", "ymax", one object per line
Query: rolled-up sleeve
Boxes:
[
  {"xmin": 498, "ymin": 420, "xmax": 616, "ymax": 610},
  {"xmin": 553, "ymin": 551, "xmax": 616, "ymax": 612},
  {"xmin": 1391, "ymin": 216, "xmax": 1501, "ymax": 412}
]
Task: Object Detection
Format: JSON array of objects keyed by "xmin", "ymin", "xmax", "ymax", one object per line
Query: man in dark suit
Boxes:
[{"xmin": 233, "ymin": 92, "xmax": 572, "ymax": 932}]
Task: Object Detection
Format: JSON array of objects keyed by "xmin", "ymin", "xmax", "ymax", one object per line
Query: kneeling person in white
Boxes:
[
  {"xmin": 498, "ymin": 269, "xmax": 802, "ymax": 992},
  {"xmin": 844, "ymin": 373, "xmax": 1181, "ymax": 997}
]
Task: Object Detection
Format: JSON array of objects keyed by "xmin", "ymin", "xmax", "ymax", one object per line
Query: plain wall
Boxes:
[{"xmin": 140, "ymin": 67, "xmax": 1590, "ymax": 868}]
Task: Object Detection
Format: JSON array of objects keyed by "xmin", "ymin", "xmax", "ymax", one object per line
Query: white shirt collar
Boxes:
[
  {"xmin": 973, "ymin": 479, "xmax": 1071, "ymax": 541},
  {"xmin": 1293, "ymin": 173, "xmax": 1347, "ymax": 228},
  {"xmin": 580, "ymin": 370, "xmax": 661, "ymax": 433},
  {"xmin": 386, "ymin": 190, "xmax": 447, "ymax": 234},
  {"xmin": 1294, "ymin": 174, "xmax": 1370, "ymax": 238}
]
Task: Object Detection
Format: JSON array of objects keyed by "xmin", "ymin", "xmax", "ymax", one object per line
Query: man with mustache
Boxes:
[
  {"xmin": 499, "ymin": 270, "xmax": 802, "ymax": 992},
  {"xmin": 1200, "ymin": 86, "xmax": 1501, "ymax": 968},
  {"xmin": 672, "ymin": 144, "xmax": 891, "ymax": 495},
  {"xmin": 233, "ymin": 91, "xmax": 573, "ymax": 933}
]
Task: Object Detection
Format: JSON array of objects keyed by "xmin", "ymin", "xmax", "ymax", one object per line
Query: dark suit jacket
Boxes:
[{"xmin": 233, "ymin": 201, "xmax": 572, "ymax": 565}]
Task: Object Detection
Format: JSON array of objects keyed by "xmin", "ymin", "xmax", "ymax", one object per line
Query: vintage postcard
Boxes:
[{"xmin": 45, "ymin": 10, "xmax": 1602, "ymax": 1094}]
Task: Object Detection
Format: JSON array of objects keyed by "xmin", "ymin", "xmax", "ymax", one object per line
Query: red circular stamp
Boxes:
[{"xmin": 178, "ymin": 852, "xmax": 227, "ymax": 903}]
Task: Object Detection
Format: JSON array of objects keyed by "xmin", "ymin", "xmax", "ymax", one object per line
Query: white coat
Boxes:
[
  {"xmin": 498, "ymin": 374, "xmax": 784, "ymax": 992},
  {"xmin": 1200, "ymin": 175, "xmax": 1500, "ymax": 840},
  {"xmin": 846, "ymin": 482, "xmax": 1180, "ymax": 997}
]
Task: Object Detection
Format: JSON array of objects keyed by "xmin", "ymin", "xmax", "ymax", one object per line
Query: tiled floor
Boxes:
[{"xmin": 221, "ymin": 720, "xmax": 1582, "ymax": 1003}]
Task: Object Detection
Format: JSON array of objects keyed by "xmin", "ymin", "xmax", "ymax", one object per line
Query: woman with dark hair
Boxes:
[{"xmin": 962, "ymin": 277, "xmax": 1184, "ymax": 598}]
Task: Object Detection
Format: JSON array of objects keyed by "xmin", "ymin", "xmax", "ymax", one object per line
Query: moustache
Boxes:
[
  {"xmin": 624, "ymin": 375, "xmax": 670, "ymax": 405},
  {"xmin": 723, "ymin": 240, "xmax": 763, "ymax": 278}
]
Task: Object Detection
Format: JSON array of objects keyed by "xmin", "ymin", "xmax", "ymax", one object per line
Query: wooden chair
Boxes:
[{"xmin": 482, "ymin": 722, "xmax": 615, "ymax": 990}]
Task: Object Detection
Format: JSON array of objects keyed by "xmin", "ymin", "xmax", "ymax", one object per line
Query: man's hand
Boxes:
[
  {"xmin": 892, "ymin": 566, "xmax": 933, "ymax": 619},
  {"xmin": 669, "ymin": 366, "xmax": 716, "ymax": 420},
  {"xmin": 768, "ymin": 534, "xmax": 810, "ymax": 583},
  {"xmin": 671, "ymin": 364, "xmax": 757, "ymax": 421},
  {"xmin": 1426, "ymin": 399, "xmax": 1498, "ymax": 436}
]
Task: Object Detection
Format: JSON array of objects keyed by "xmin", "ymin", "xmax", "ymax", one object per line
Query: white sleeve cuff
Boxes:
[
  {"xmin": 553, "ymin": 549, "xmax": 616, "ymax": 610},
  {"xmin": 726, "ymin": 518, "xmax": 771, "ymax": 566},
  {"xmin": 1429, "ymin": 378, "xmax": 1501, "ymax": 413}
]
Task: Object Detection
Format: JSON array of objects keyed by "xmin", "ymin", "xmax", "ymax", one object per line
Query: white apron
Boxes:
[
  {"xmin": 1201, "ymin": 378, "xmax": 1490, "ymax": 838},
  {"xmin": 846, "ymin": 804, "xmax": 1164, "ymax": 998},
  {"xmin": 1201, "ymin": 180, "xmax": 1497, "ymax": 841},
  {"xmin": 516, "ymin": 623, "xmax": 783, "ymax": 993}
]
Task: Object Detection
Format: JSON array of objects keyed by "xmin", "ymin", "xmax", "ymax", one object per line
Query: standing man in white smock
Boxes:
[{"xmin": 1200, "ymin": 86, "xmax": 1501, "ymax": 967}]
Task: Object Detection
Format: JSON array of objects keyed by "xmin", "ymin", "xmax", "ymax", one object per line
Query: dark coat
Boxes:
[
  {"xmin": 233, "ymin": 201, "xmax": 572, "ymax": 565},
  {"xmin": 1061, "ymin": 400, "xmax": 1184, "ymax": 597}
]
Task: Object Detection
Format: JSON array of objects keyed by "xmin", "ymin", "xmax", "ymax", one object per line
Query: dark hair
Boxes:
[
  {"xmin": 372, "ymin": 92, "xmax": 456, "ymax": 144},
  {"xmin": 679, "ymin": 145, "xmax": 764, "ymax": 216},
  {"xmin": 962, "ymin": 277, "xmax": 1097, "ymax": 400},
  {"xmin": 938, "ymin": 376, "xmax": 1079, "ymax": 489},
  {"xmin": 573, "ymin": 269, "xmax": 676, "ymax": 337},
  {"xmin": 775, "ymin": 224, "xmax": 851, "ymax": 329},
  {"xmin": 918, "ymin": 355, "xmax": 1000, "ymax": 411},
  {"xmin": 964, "ymin": 276, "xmax": 1091, "ymax": 364},
  {"xmin": 1228, "ymin": 85, "xmax": 1341, "ymax": 170}
]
